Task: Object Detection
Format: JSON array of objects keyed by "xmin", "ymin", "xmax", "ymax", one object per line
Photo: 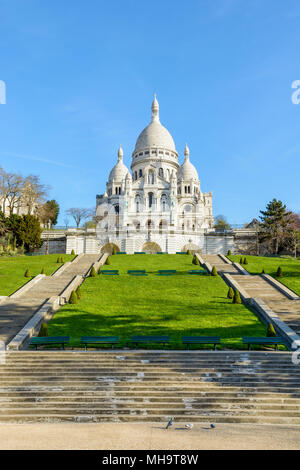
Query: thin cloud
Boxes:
[{"xmin": 1, "ymin": 151, "xmax": 75, "ymax": 169}]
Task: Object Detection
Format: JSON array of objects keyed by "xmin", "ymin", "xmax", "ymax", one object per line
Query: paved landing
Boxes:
[{"xmin": 0, "ymin": 422, "xmax": 299, "ymax": 450}]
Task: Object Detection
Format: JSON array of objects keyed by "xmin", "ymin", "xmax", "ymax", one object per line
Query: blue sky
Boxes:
[{"xmin": 0, "ymin": 0, "xmax": 299, "ymax": 226}]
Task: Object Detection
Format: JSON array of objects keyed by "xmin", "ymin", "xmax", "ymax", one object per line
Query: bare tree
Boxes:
[
  {"xmin": 0, "ymin": 168, "xmax": 24, "ymax": 215},
  {"xmin": 65, "ymin": 208, "xmax": 93, "ymax": 229},
  {"xmin": 22, "ymin": 175, "xmax": 49, "ymax": 215}
]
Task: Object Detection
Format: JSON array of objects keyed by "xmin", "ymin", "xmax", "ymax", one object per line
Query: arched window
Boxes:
[
  {"xmin": 135, "ymin": 171, "xmax": 137, "ymax": 180},
  {"xmin": 148, "ymin": 192, "xmax": 153, "ymax": 208},
  {"xmin": 166, "ymin": 169, "xmax": 170, "ymax": 181},
  {"xmin": 182, "ymin": 223, "xmax": 184, "ymax": 234},
  {"xmin": 159, "ymin": 168, "xmax": 163, "ymax": 178},
  {"xmin": 139, "ymin": 169, "xmax": 142, "ymax": 178},
  {"xmin": 161, "ymin": 194, "xmax": 167, "ymax": 212},
  {"xmin": 136, "ymin": 195, "xmax": 140, "ymax": 213}
]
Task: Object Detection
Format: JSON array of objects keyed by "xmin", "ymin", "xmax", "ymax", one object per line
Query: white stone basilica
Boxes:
[
  {"xmin": 66, "ymin": 96, "xmax": 235, "ymax": 255},
  {"xmin": 93, "ymin": 96, "xmax": 214, "ymax": 254}
]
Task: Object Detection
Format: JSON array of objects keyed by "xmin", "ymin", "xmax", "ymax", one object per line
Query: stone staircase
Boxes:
[
  {"xmin": 202, "ymin": 254, "xmax": 300, "ymax": 339},
  {"xmin": 0, "ymin": 351, "xmax": 299, "ymax": 424},
  {"xmin": 0, "ymin": 255, "xmax": 100, "ymax": 346}
]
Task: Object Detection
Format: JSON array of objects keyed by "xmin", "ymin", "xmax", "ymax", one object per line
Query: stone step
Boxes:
[
  {"xmin": 1, "ymin": 396, "xmax": 299, "ymax": 404},
  {"xmin": 0, "ymin": 414, "xmax": 299, "ymax": 424},
  {"xmin": 1, "ymin": 401, "xmax": 300, "ymax": 410}
]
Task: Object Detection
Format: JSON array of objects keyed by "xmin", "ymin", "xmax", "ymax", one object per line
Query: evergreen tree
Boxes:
[
  {"xmin": 13, "ymin": 214, "xmax": 42, "ymax": 252},
  {"xmin": 259, "ymin": 199, "xmax": 292, "ymax": 254},
  {"xmin": 227, "ymin": 286, "xmax": 234, "ymax": 299},
  {"xmin": 76, "ymin": 285, "xmax": 82, "ymax": 300},
  {"xmin": 192, "ymin": 255, "xmax": 199, "ymax": 265},
  {"xmin": 38, "ymin": 322, "xmax": 49, "ymax": 337},
  {"xmin": 227, "ymin": 250, "xmax": 232, "ymax": 256},
  {"xmin": 244, "ymin": 257, "xmax": 248, "ymax": 265},
  {"xmin": 233, "ymin": 289, "xmax": 242, "ymax": 304},
  {"xmin": 105, "ymin": 257, "xmax": 111, "ymax": 265},
  {"xmin": 211, "ymin": 266, "xmax": 218, "ymax": 276},
  {"xmin": 69, "ymin": 290, "xmax": 78, "ymax": 304},
  {"xmin": 276, "ymin": 266, "xmax": 283, "ymax": 277},
  {"xmin": 24, "ymin": 268, "xmax": 31, "ymax": 278},
  {"xmin": 90, "ymin": 266, "xmax": 96, "ymax": 277},
  {"xmin": 71, "ymin": 249, "xmax": 75, "ymax": 255},
  {"xmin": 267, "ymin": 323, "xmax": 277, "ymax": 337}
]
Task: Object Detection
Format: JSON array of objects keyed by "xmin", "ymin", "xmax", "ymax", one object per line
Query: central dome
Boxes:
[{"xmin": 134, "ymin": 96, "xmax": 176, "ymax": 153}]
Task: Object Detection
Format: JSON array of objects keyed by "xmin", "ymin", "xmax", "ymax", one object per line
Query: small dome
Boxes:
[
  {"xmin": 134, "ymin": 96, "xmax": 176, "ymax": 153},
  {"xmin": 108, "ymin": 146, "xmax": 131, "ymax": 182},
  {"xmin": 178, "ymin": 145, "xmax": 199, "ymax": 181}
]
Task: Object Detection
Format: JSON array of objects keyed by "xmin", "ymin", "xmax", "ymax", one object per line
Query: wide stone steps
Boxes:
[{"xmin": 0, "ymin": 351, "xmax": 299, "ymax": 424}]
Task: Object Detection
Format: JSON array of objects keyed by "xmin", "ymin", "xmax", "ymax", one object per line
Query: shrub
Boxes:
[
  {"xmin": 57, "ymin": 257, "xmax": 60, "ymax": 263},
  {"xmin": 276, "ymin": 267, "xmax": 283, "ymax": 277},
  {"xmin": 211, "ymin": 266, "xmax": 218, "ymax": 276},
  {"xmin": 38, "ymin": 322, "xmax": 49, "ymax": 337},
  {"xmin": 112, "ymin": 248, "xmax": 116, "ymax": 255},
  {"xmin": 105, "ymin": 257, "xmax": 111, "ymax": 265},
  {"xmin": 192, "ymin": 255, "xmax": 199, "ymax": 265},
  {"xmin": 60, "ymin": 257, "xmax": 64, "ymax": 264},
  {"xmin": 24, "ymin": 268, "xmax": 31, "ymax": 278},
  {"xmin": 227, "ymin": 250, "xmax": 232, "ymax": 256},
  {"xmin": 239, "ymin": 257, "xmax": 243, "ymax": 264},
  {"xmin": 267, "ymin": 323, "xmax": 277, "ymax": 337},
  {"xmin": 41, "ymin": 267, "xmax": 46, "ymax": 275},
  {"xmin": 69, "ymin": 290, "xmax": 78, "ymax": 304},
  {"xmin": 187, "ymin": 249, "xmax": 191, "ymax": 255},
  {"xmin": 261, "ymin": 268, "xmax": 265, "ymax": 274},
  {"xmin": 244, "ymin": 257, "xmax": 248, "ymax": 265},
  {"xmin": 227, "ymin": 286, "xmax": 234, "ymax": 299},
  {"xmin": 71, "ymin": 249, "xmax": 75, "ymax": 255},
  {"xmin": 76, "ymin": 285, "xmax": 82, "ymax": 300},
  {"xmin": 90, "ymin": 266, "xmax": 96, "ymax": 277},
  {"xmin": 232, "ymin": 289, "xmax": 242, "ymax": 304}
]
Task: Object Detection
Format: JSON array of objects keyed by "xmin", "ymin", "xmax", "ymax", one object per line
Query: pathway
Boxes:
[
  {"xmin": 0, "ymin": 255, "xmax": 100, "ymax": 346},
  {"xmin": 202, "ymin": 254, "xmax": 300, "ymax": 336}
]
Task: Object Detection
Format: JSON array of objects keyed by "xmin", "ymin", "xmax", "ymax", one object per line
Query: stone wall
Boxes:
[{"xmin": 36, "ymin": 229, "xmax": 259, "ymax": 255}]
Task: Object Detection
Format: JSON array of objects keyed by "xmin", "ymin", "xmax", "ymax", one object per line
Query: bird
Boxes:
[
  {"xmin": 185, "ymin": 423, "xmax": 194, "ymax": 430},
  {"xmin": 210, "ymin": 424, "xmax": 215, "ymax": 429},
  {"xmin": 166, "ymin": 417, "xmax": 174, "ymax": 429}
]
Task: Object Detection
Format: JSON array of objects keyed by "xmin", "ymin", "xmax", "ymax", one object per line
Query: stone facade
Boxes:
[{"xmin": 82, "ymin": 96, "xmax": 216, "ymax": 254}]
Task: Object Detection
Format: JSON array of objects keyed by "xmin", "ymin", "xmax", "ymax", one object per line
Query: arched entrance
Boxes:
[
  {"xmin": 100, "ymin": 243, "xmax": 120, "ymax": 255},
  {"xmin": 181, "ymin": 243, "xmax": 201, "ymax": 254},
  {"xmin": 142, "ymin": 242, "xmax": 162, "ymax": 254}
]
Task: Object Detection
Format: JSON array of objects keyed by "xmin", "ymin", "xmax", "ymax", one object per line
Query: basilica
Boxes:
[{"xmin": 93, "ymin": 96, "xmax": 215, "ymax": 254}]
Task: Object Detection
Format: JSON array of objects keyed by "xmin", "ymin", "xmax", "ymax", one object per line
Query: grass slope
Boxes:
[
  {"xmin": 229, "ymin": 255, "xmax": 300, "ymax": 296},
  {"xmin": 0, "ymin": 254, "xmax": 75, "ymax": 296},
  {"xmin": 48, "ymin": 254, "xmax": 266, "ymax": 349}
]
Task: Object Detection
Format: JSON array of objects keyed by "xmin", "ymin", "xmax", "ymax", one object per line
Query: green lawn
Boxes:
[
  {"xmin": 0, "ymin": 254, "xmax": 75, "ymax": 296},
  {"xmin": 48, "ymin": 254, "xmax": 266, "ymax": 349},
  {"xmin": 229, "ymin": 254, "xmax": 300, "ymax": 296}
]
